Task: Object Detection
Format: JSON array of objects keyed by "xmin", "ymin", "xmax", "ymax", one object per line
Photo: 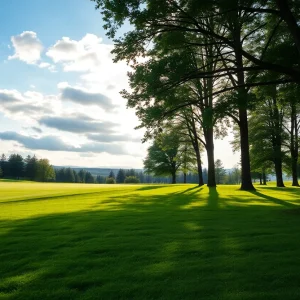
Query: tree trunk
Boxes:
[
  {"xmin": 195, "ymin": 146, "xmax": 204, "ymax": 186},
  {"xmin": 186, "ymin": 113, "xmax": 204, "ymax": 186},
  {"xmin": 274, "ymin": 158, "xmax": 285, "ymax": 187},
  {"xmin": 205, "ymin": 128, "xmax": 216, "ymax": 187},
  {"xmin": 259, "ymin": 173, "xmax": 262, "ymax": 185},
  {"xmin": 290, "ymin": 103, "xmax": 299, "ymax": 186},
  {"xmin": 291, "ymin": 158, "xmax": 299, "ymax": 186},
  {"xmin": 239, "ymin": 108, "xmax": 255, "ymax": 190},
  {"xmin": 232, "ymin": 22, "xmax": 255, "ymax": 191},
  {"xmin": 171, "ymin": 173, "xmax": 176, "ymax": 184},
  {"xmin": 270, "ymin": 89, "xmax": 285, "ymax": 187},
  {"xmin": 262, "ymin": 171, "xmax": 267, "ymax": 185},
  {"xmin": 183, "ymin": 172, "xmax": 187, "ymax": 184}
]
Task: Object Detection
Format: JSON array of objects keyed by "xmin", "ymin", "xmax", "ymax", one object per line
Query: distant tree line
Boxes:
[
  {"xmin": 0, "ymin": 152, "xmax": 245, "ymax": 185},
  {"xmin": 0, "ymin": 153, "xmax": 55, "ymax": 182}
]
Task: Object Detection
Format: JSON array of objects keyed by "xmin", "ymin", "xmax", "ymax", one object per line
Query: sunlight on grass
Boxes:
[{"xmin": 0, "ymin": 181, "xmax": 300, "ymax": 299}]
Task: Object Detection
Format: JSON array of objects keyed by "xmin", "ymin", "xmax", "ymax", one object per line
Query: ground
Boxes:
[{"xmin": 0, "ymin": 181, "xmax": 300, "ymax": 300}]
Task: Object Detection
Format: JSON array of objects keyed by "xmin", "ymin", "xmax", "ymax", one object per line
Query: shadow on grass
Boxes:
[
  {"xmin": 250, "ymin": 191, "xmax": 297, "ymax": 208},
  {"xmin": 0, "ymin": 191, "xmax": 105, "ymax": 205},
  {"xmin": 207, "ymin": 187, "xmax": 219, "ymax": 209},
  {"xmin": 259, "ymin": 186, "xmax": 300, "ymax": 194},
  {"xmin": 0, "ymin": 179, "xmax": 30, "ymax": 183},
  {"xmin": 177, "ymin": 185, "xmax": 201, "ymax": 194},
  {"xmin": 1, "ymin": 186, "xmax": 300, "ymax": 299},
  {"xmin": 137, "ymin": 185, "xmax": 167, "ymax": 191}
]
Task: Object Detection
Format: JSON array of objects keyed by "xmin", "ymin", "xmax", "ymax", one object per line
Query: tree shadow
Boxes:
[
  {"xmin": 137, "ymin": 185, "xmax": 167, "ymax": 191},
  {"xmin": 207, "ymin": 187, "xmax": 219, "ymax": 209},
  {"xmin": 249, "ymin": 191, "xmax": 297, "ymax": 208},
  {"xmin": 259, "ymin": 186, "xmax": 300, "ymax": 194}
]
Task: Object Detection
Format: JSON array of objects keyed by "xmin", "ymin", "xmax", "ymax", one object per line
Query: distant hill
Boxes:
[{"xmin": 53, "ymin": 166, "xmax": 143, "ymax": 177}]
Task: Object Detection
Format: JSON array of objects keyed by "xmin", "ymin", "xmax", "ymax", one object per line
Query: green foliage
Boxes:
[
  {"xmin": 108, "ymin": 170, "xmax": 115, "ymax": 179},
  {"xmin": 124, "ymin": 176, "xmax": 140, "ymax": 183},
  {"xmin": 106, "ymin": 177, "xmax": 116, "ymax": 184},
  {"xmin": 215, "ymin": 159, "xmax": 226, "ymax": 184},
  {"xmin": 36, "ymin": 159, "xmax": 56, "ymax": 182},
  {"xmin": 24, "ymin": 155, "xmax": 38, "ymax": 180},
  {"xmin": 8, "ymin": 154, "xmax": 24, "ymax": 178},
  {"xmin": 116, "ymin": 169, "xmax": 126, "ymax": 183},
  {"xmin": 85, "ymin": 172, "xmax": 95, "ymax": 184},
  {"xmin": 144, "ymin": 131, "xmax": 182, "ymax": 183},
  {"xmin": 96, "ymin": 175, "xmax": 106, "ymax": 184}
]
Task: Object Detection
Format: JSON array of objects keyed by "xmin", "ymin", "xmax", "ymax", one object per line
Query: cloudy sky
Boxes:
[{"xmin": 0, "ymin": 0, "xmax": 239, "ymax": 169}]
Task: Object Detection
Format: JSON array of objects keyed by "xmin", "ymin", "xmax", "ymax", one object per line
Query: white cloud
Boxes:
[
  {"xmin": 39, "ymin": 62, "xmax": 50, "ymax": 68},
  {"xmin": 46, "ymin": 34, "xmax": 113, "ymax": 72},
  {"xmin": 0, "ymin": 131, "xmax": 129, "ymax": 155},
  {"xmin": 0, "ymin": 89, "xmax": 60, "ymax": 121},
  {"xmin": 8, "ymin": 31, "xmax": 43, "ymax": 64}
]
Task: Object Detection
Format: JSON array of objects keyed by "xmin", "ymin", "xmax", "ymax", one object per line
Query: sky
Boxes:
[{"xmin": 0, "ymin": 0, "xmax": 239, "ymax": 169}]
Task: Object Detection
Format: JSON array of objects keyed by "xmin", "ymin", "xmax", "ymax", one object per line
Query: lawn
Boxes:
[{"xmin": 0, "ymin": 181, "xmax": 300, "ymax": 300}]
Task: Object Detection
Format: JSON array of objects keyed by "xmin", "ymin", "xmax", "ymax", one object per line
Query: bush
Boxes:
[
  {"xmin": 106, "ymin": 177, "xmax": 116, "ymax": 184},
  {"xmin": 124, "ymin": 176, "xmax": 140, "ymax": 184}
]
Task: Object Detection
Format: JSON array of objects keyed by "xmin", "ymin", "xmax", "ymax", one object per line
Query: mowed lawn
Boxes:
[{"xmin": 1, "ymin": 182, "xmax": 300, "ymax": 300}]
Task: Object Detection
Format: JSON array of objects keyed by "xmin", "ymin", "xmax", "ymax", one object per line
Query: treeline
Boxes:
[
  {"xmin": 0, "ymin": 152, "xmax": 245, "ymax": 184},
  {"xmin": 0, "ymin": 154, "xmax": 55, "ymax": 182},
  {"xmin": 1, "ymin": 152, "xmax": 240, "ymax": 184}
]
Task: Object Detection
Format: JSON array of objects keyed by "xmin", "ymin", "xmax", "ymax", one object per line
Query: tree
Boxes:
[
  {"xmin": 124, "ymin": 176, "xmax": 140, "ymax": 183},
  {"xmin": 85, "ymin": 172, "xmax": 95, "ymax": 183},
  {"xmin": 144, "ymin": 131, "xmax": 183, "ymax": 184},
  {"xmin": 232, "ymin": 166, "xmax": 241, "ymax": 185},
  {"xmin": 24, "ymin": 155, "xmax": 38, "ymax": 180},
  {"xmin": 179, "ymin": 141, "xmax": 197, "ymax": 184},
  {"xmin": 0, "ymin": 167, "xmax": 2, "ymax": 178},
  {"xmin": 36, "ymin": 159, "xmax": 55, "ymax": 182},
  {"xmin": 108, "ymin": 170, "xmax": 115, "ymax": 179},
  {"xmin": 215, "ymin": 159, "xmax": 226, "ymax": 185},
  {"xmin": 281, "ymin": 84, "xmax": 300, "ymax": 186},
  {"xmin": 8, "ymin": 154, "xmax": 24, "ymax": 179},
  {"xmin": 137, "ymin": 171, "xmax": 145, "ymax": 183},
  {"xmin": 65, "ymin": 168, "xmax": 75, "ymax": 183},
  {"xmin": 0, "ymin": 154, "xmax": 8, "ymax": 177},
  {"xmin": 96, "ymin": 175, "xmax": 106, "ymax": 183},
  {"xmin": 116, "ymin": 169, "xmax": 126, "ymax": 183},
  {"xmin": 106, "ymin": 177, "xmax": 115, "ymax": 184},
  {"xmin": 78, "ymin": 169, "xmax": 87, "ymax": 183},
  {"xmin": 248, "ymin": 88, "xmax": 287, "ymax": 187},
  {"xmin": 73, "ymin": 170, "xmax": 80, "ymax": 183}
]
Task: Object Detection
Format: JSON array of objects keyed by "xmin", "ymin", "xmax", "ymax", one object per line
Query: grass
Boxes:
[{"xmin": 0, "ymin": 181, "xmax": 300, "ymax": 299}]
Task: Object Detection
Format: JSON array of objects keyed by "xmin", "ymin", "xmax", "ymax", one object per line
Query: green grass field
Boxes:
[{"xmin": 1, "ymin": 181, "xmax": 300, "ymax": 300}]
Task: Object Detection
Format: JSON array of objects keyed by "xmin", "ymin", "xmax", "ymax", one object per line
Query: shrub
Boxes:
[
  {"xmin": 124, "ymin": 176, "xmax": 140, "ymax": 184},
  {"xmin": 106, "ymin": 177, "xmax": 116, "ymax": 184}
]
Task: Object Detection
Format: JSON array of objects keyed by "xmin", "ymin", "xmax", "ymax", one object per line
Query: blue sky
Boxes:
[
  {"xmin": 0, "ymin": 0, "xmax": 105, "ymax": 93},
  {"xmin": 0, "ymin": 1, "xmax": 238, "ymax": 168}
]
